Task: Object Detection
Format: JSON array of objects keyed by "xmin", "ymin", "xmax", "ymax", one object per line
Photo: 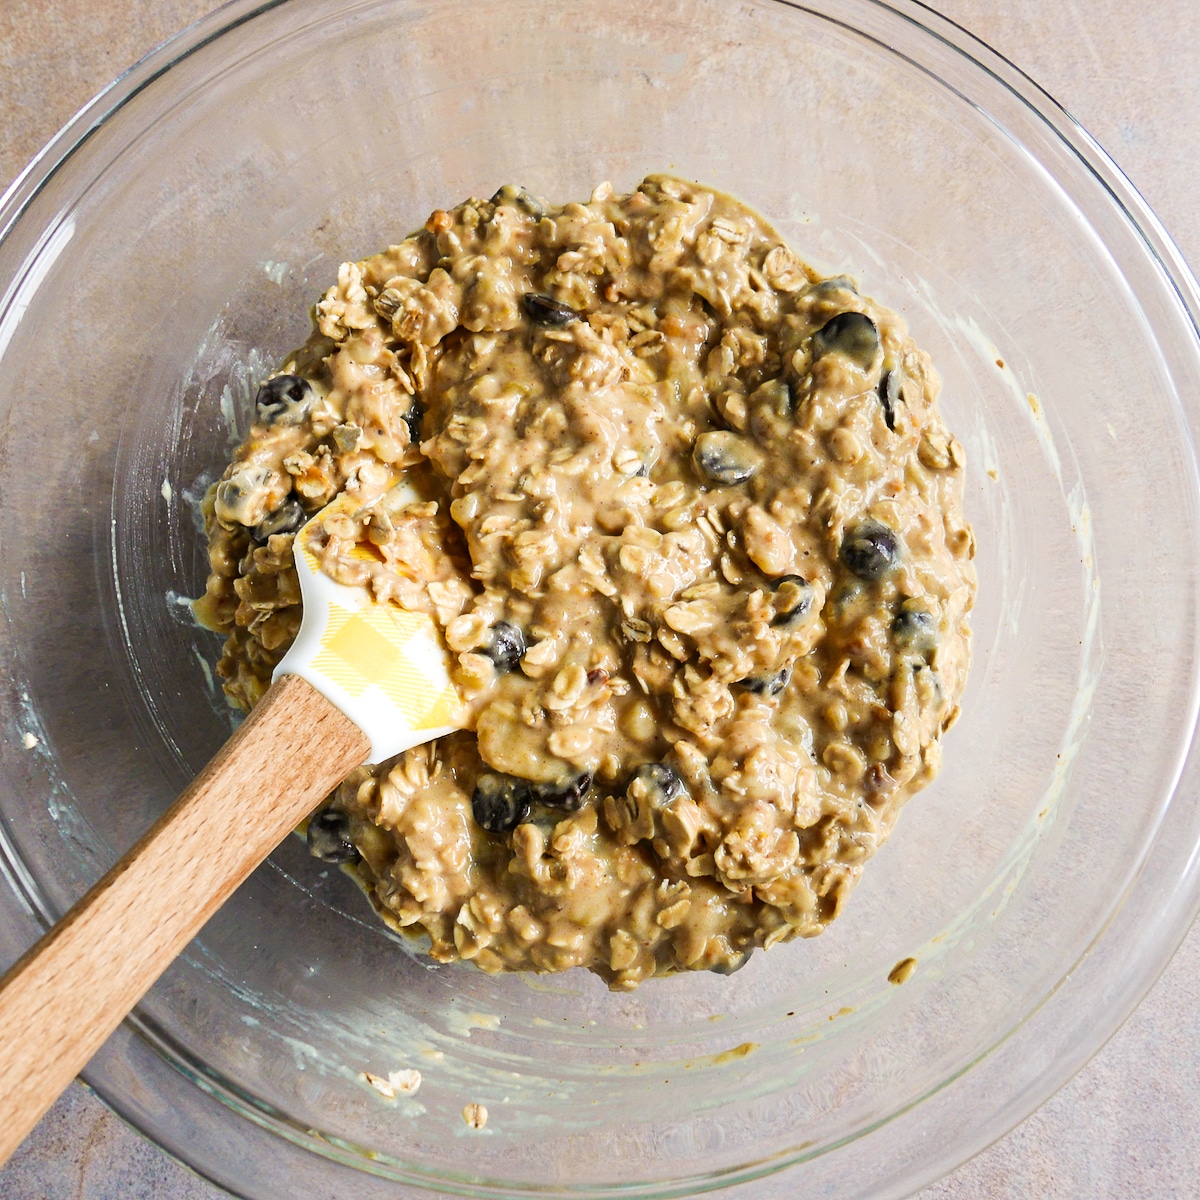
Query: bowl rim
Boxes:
[{"xmin": 3, "ymin": 0, "xmax": 1200, "ymax": 1197}]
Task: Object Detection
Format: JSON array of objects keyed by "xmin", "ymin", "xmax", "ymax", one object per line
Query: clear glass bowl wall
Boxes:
[{"xmin": 1, "ymin": 0, "xmax": 1199, "ymax": 1197}]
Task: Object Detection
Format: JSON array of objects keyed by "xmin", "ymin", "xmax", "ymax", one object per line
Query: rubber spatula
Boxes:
[{"xmin": 0, "ymin": 489, "xmax": 467, "ymax": 1163}]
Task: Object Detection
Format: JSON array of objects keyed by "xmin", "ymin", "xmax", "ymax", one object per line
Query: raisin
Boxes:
[
  {"xmin": 523, "ymin": 293, "xmax": 580, "ymax": 326},
  {"xmin": 307, "ymin": 809, "xmax": 357, "ymax": 863},
  {"xmin": 812, "ymin": 312, "xmax": 880, "ymax": 372},
  {"xmin": 840, "ymin": 520, "xmax": 899, "ymax": 580}
]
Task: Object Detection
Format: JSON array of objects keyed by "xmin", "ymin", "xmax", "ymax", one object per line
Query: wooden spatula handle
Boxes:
[{"xmin": 0, "ymin": 673, "xmax": 369, "ymax": 1166}]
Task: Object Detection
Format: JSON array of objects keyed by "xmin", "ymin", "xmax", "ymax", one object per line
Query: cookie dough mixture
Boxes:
[{"xmin": 195, "ymin": 176, "xmax": 975, "ymax": 989}]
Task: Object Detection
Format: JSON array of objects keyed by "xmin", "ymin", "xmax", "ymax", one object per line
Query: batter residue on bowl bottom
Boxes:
[{"xmin": 193, "ymin": 175, "xmax": 975, "ymax": 989}]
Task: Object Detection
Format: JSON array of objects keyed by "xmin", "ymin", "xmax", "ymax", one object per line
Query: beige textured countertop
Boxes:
[{"xmin": 2, "ymin": 1, "xmax": 1198, "ymax": 1195}]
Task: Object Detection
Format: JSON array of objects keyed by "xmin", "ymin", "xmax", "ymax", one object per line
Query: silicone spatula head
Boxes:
[{"xmin": 273, "ymin": 491, "xmax": 467, "ymax": 763}]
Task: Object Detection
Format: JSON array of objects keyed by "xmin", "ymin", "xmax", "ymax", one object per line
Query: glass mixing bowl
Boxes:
[{"xmin": 2, "ymin": 0, "xmax": 1200, "ymax": 1196}]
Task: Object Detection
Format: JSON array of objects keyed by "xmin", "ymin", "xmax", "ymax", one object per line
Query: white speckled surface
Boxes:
[{"xmin": 2, "ymin": 1, "xmax": 1199, "ymax": 1195}]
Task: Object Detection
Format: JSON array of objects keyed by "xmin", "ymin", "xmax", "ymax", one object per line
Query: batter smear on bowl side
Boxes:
[{"xmin": 194, "ymin": 176, "xmax": 975, "ymax": 989}]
